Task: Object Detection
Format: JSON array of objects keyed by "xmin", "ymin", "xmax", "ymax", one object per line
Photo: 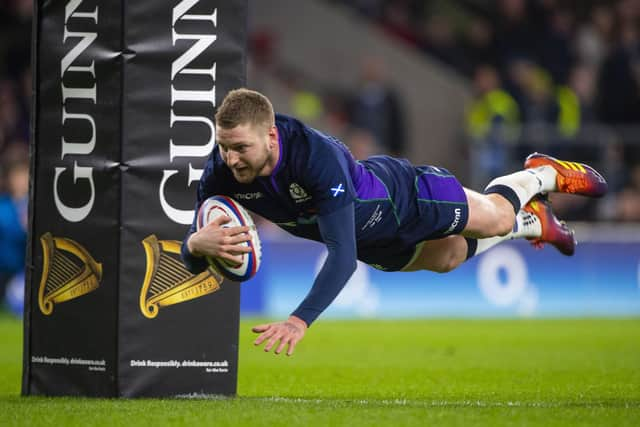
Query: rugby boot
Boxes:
[
  {"xmin": 524, "ymin": 152, "xmax": 608, "ymax": 198},
  {"xmin": 523, "ymin": 195, "xmax": 576, "ymax": 256}
]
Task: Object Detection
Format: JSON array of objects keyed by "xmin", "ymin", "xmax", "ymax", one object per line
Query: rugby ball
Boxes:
[{"xmin": 196, "ymin": 195, "xmax": 261, "ymax": 282}]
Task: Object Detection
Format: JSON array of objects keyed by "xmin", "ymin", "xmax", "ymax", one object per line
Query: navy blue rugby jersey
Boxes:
[
  {"xmin": 186, "ymin": 114, "xmax": 430, "ymax": 263},
  {"xmin": 182, "ymin": 114, "xmax": 470, "ymax": 324}
]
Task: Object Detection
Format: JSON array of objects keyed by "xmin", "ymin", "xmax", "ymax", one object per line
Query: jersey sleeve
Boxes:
[
  {"xmin": 302, "ymin": 129, "xmax": 357, "ymax": 215},
  {"xmin": 291, "ymin": 202, "xmax": 357, "ymax": 325}
]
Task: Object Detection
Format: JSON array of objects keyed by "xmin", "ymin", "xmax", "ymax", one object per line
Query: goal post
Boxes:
[{"xmin": 23, "ymin": 0, "xmax": 247, "ymax": 397}]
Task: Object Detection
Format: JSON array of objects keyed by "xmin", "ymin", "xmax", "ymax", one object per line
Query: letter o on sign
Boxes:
[{"xmin": 477, "ymin": 246, "xmax": 528, "ymax": 307}]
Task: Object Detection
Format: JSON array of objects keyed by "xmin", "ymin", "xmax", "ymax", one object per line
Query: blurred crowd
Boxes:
[
  {"xmin": 316, "ymin": 0, "xmax": 640, "ymax": 221},
  {"xmin": 0, "ymin": 0, "xmax": 31, "ymax": 314}
]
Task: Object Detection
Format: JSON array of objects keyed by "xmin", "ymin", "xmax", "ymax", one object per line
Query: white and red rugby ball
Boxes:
[{"xmin": 196, "ymin": 195, "xmax": 261, "ymax": 282}]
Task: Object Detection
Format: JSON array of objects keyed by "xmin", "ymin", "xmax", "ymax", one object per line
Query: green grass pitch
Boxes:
[{"xmin": 0, "ymin": 312, "xmax": 638, "ymax": 426}]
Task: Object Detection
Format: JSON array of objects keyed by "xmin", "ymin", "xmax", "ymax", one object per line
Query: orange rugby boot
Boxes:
[
  {"xmin": 523, "ymin": 195, "xmax": 576, "ymax": 256},
  {"xmin": 524, "ymin": 152, "xmax": 608, "ymax": 198}
]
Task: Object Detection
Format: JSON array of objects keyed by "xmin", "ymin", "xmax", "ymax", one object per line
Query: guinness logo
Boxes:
[
  {"xmin": 159, "ymin": 3, "xmax": 218, "ymax": 225},
  {"xmin": 139, "ymin": 235, "xmax": 223, "ymax": 319},
  {"xmin": 38, "ymin": 233, "xmax": 102, "ymax": 315}
]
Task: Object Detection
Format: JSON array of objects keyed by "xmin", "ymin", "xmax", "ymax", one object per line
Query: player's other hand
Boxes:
[
  {"xmin": 252, "ymin": 316, "xmax": 308, "ymax": 356},
  {"xmin": 188, "ymin": 214, "xmax": 251, "ymax": 265}
]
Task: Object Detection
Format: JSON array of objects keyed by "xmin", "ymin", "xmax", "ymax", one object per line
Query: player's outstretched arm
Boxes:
[
  {"xmin": 290, "ymin": 203, "xmax": 357, "ymax": 324},
  {"xmin": 253, "ymin": 204, "xmax": 357, "ymax": 356},
  {"xmin": 252, "ymin": 316, "xmax": 308, "ymax": 356}
]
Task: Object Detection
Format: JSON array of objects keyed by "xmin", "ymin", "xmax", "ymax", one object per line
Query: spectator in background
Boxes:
[
  {"xmin": 0, "ymin": 144, "xmax": 29, "ymax": 305},
  {"xmin": 553, "ymin": 63, "xmax": 600, "ymax": 159},
  {"xmin": 466, "ymin": 64, "xmax": 521, "ymax": 142},
  {"xmin": 512, "ymin": 62, "xmax": 559, "ymax": 139},
  {"xmin": 349, "ymin": 56, "xmax": 406, "ymax": 156},
  {"xmin": 565, "ymin": 63, "xmax": 598, "ymax": 129},
  {"xmin": 465, "ymin": 64, "xmax": 520, "ymax": 187},
  {"xmin": 281, "ymin": 72, "xmax": 325, "ymax": 129},
  {"xmin": 503, "ymin": 56, "xmax": 532, "ymax": 113}
]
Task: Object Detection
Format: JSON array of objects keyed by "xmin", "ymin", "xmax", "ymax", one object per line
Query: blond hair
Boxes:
[{"xmin": 215, "ymin": 88, "xmax": 275, "ymax": 130}]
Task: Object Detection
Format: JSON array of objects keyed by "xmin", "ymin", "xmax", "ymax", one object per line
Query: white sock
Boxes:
[
  {"xmin": 531, "ymin": 166, "xmax": 558, "ymax": 193},
  {"xmin": 485, "ymin": 166, "xmax": 557, "ymax": 209},
  {"xmin": 472, "ymin": 210, "xmax": 542, "ymax": 256},
  {"xmin": 512, "ymin": 209, "xmax": 542, "ymax": 239}
]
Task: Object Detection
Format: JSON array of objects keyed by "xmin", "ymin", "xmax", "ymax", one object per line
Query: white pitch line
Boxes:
[
  {"xmin": 255, "ymin": 397, "xmax": 639, "ymax": 408},
  {"xmin": 172, "ymin": 395, "xmax": 639, "ymax": 408}
]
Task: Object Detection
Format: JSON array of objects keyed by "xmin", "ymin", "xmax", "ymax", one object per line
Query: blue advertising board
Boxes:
[{"xmin": 241, "ymin": 227, "xmax": 640, "ymax": 318}]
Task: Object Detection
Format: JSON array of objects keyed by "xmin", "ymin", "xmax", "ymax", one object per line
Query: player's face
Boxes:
[{"xmin": 217, "ymin": 122, "xmax": 278, "ymax": 184}]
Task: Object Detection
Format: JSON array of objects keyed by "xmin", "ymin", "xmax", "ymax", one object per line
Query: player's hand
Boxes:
[
  {"xmin": 187, "ymin": 215, "xmax": 252, "ymax": 265},
  {"xmin": 252, "ymin": 316, "xmax": 308, "ymax": 356}
]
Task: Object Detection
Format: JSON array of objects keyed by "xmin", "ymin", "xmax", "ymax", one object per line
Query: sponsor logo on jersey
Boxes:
[
  {"xmin": 445, "ymin": 208, "xmax": 462, "ymax": 234},
  {"xmin": 234, "ymin": 192, "xmax": 263, "ymax": 200},
  {"xmin": 289, "ymin": 183, "xmax": 311, "ymax": 203},
  {"xmin": 361, "ymin": 204, "xmax": 383, "ymax": 231}
]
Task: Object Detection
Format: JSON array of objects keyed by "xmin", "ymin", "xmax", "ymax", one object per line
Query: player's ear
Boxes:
[{"xmin": 268, "ymin": 125, "xmax": 278, "ymax": 147}]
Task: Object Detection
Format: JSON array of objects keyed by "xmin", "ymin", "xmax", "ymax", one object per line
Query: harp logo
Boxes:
[
  {"xmin": 38, "ymin": 233, "xmax": 102, "ymax": 315},
  {"xmin": 139, "ymin": 235, "xmax": 223, "ymax": 319}
]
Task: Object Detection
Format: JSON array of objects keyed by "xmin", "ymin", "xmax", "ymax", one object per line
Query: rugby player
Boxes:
[{"xmin": 182, "ymin": 89, "xmax": 607, "ymax": 356}]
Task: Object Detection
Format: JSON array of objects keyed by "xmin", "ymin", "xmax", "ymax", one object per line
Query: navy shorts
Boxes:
[{"xmin": 360, "ymin": 165, "xmax": 469, "ymax": 272}]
